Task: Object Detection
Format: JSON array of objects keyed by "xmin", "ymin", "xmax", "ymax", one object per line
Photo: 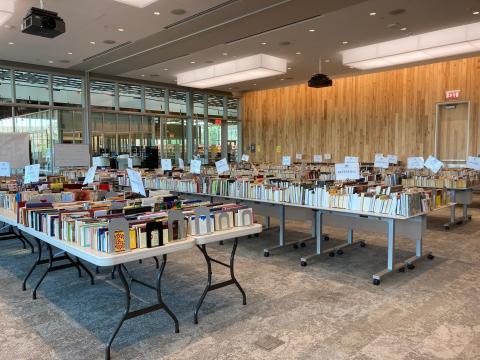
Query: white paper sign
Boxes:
[
  {"xmin": 190, "ymin": 159, "xmax": 202, "ymax": 174},
  {"xmin": 313, "ymin": 154, "xmax": 323, "ymax": 163},
  {"xmin": 466, "ymin": 156, "xmax": 480, "ymax": 170},
  {"xmin": 335, "ymin": 163, "xmax": 360, "ymax": 181},
  {"xmin": 345, "ymin": 156, "xmax": 359, "ymax": 164},
  {"xmin": 127, "ymin": 158, "xmax": 133, "ymax": 169},
  {"xmin": 178, "ymin": 158, "xmax": 184, "ymax": 170},
  {"xmin": 241, "ymin": 154, "xmax": 250, "ymax": 162},
  {"xmin": 387, "ymin": 154, "xmax": 398, "ymax": 164},
  {"xmin": 24, "ymin": 164, "xmax": 40, "ymax": 184},
  {"xmin": 92, "ymin": 156, "xmax": 103, "ymax": 167},
  {"xmin": 324, "ymin": 153, "xmax": 331, "ymax": 160},
  {"xmin": 83, "ymin": 166, "xmax": 97, "ymax": 185},
  {"xmin": 374, "ymin": 153, "xmax": 384, "ymax": 161},
  {"xmin": 374, "ymin": 156, "xmax": 390, "ymax": 169},
  {"xmin": 424, "ymin": 155, "xmax": 444, "ymax": 174},
  {"xmin": 407, "ymin": 157, "xmax": 425, "ymax": 169},
  {"xmin": 296, "ymin": 153, "xmax": 302, "ymax": 160},
  {"xmin": 0, "ymin": 162, "xmax": 11, "ymax": 177},
  {"xmin": 215, "ymin": 158, "xmax": 229, "ymax": 174},
  {"xmin": 161, "ymin": 158, "xmax": 172, "ymax": 171},
  {"xmin": 282, "ymin": 156, "xmax": 291, "ymax": 166},
  {"xmin": 126, "ymin": 168, "xmax": 146, "ymax": 197}
]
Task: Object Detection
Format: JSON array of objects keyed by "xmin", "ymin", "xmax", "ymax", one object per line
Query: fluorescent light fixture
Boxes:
[
  {"xmin": 113, "ymin": 0, "xmax": 158, "ymax": 8},
  {"xmin": 0, "ymin": 0, "xmax": 15, "ymax": 26},
  {"xmin": 343, "ymin": 21, "xmax": 480, "ymax": 70},
  {"xmin": 177, "ymin": 54, "xmax": 286, "ymax": 88}
]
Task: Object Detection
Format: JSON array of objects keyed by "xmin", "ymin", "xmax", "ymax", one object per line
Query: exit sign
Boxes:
[
  {"xmin": 445, "ymin": 89, "xmax": 461, "ymax": 100},
  {"xmin": 215, "ymin": 118, "xmax": 222, "ymax": 125}
]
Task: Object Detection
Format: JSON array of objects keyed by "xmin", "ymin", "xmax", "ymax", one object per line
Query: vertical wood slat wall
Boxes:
[{"xmin": 242, "ymin": 56, "xmax": 480, "ymax": 163}]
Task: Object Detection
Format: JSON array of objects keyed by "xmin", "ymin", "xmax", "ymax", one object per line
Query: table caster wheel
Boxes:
[
  {"xmin": 427, "ymin": 254, "xmax": 435, "ymax": 260},
  {"xmin": 398, "ymin": 267, "xmax": 405, "ymax": 273},
  {"xmin": 254, "ymin": 233, "xmax": 259, "ymax": 237},
  {"xmin": 301, "ymin": 261, "xmax": 307, "ymax": 267},
  {"xmin": 300, "ymin": 242, "xmax": 306, "ymax": 248},
  {"xmin": 444, "ymin": 225, "xmax": 450, "ymax": 231},
  {"xmin": 360, "ymin": 241, "xmax": 366, "ymax": 248},
  {"xmin": 248, "ymin": 235, "xmax": 252, "ymax": 239},
  {"xmin": 456, "ymin": 220, "xmax": 463, "ymax": 225},
  {"xmin": 337, "ymin": 249, "xmax": 344, "ymax": 255},
  {"xmin": 324, "ymin": 236, "xmax": 330, "ymax": 241},
  {"xmin": 407, "ymin": 263, "xmax": 415, "ymax": 270},
  {"xmin": 468, "ymin": 215, "xmax": 472, "ymax": 220},
  {"xmin": 219, "ymin": 240, "xmax": 224, "ymax": 245},
  {"xmin": 263, "ymin": 250, "xmax": 270, "ymax": 257},
  {"xmin": 372, "ymin": 278, "xmax": 380, "ymax": 286},
  {"xmin": 328, "ymin": 251, "xmax": 335, "ymax": 257},
  {"xmin": 293, "ymin": 244, "xmax": 299, "ymax": 249}
]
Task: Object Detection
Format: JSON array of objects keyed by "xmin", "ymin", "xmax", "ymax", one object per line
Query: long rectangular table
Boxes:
[{"xmin": 0, "ymin": 208, "xmax": 261, "ymax": 359}]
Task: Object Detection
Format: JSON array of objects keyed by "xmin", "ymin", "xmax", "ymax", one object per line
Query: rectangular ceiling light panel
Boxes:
[
  {"xmin": 177, "ymin": 54, "xmax": 287, "ymax": 88},
  {"xmin": 113, "ymin": 0, "xmax": 158, "ymax": 8},
  {"xmin": 343, "ymin": 22, "xmax": 480, "ymax": 70}
]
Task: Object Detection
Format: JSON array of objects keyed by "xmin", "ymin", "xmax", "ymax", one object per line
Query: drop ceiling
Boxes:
[{"xmin": 1, "ymin": 0, "xmax": 480, "ymax": 93}]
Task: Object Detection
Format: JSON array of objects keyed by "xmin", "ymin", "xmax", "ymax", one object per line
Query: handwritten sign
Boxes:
[
  {"xmin": 345, "ymin": 156, "xmax": 359, "ymax": 164},
  {"xmin": 387, "ymin": 154, "xmax": 398, "ymax": 164},
  {"xmin": 126, "ymin": 168, "xmax": 146, "ymax": 197},
  {"xmin": 190, "ymin": 159, "xmax": 202, "ymax": 174},
  {"xmin": 374, "ymin": 156, "xmax": 390, "ymax": 169},
  {"xmin": 241, "ymin": 154, "xmax": 250, "ymax": 162},
  {"xmin": 83, "ymin": 166, "xmax": 97, "ymax": 185},
  {"xmin": 127, "ymin": 158, "xmax": 133, "ymax": 169},
  {"xmin": 374, "ymin": 153, "xmax": 384, "ymax": 161},
  {"xmin": 313, "ymin": 154, "xmax": 323, "ymax": 163},
  {"xmin": 0, "ymin": 162, "xmax": 11, "ymax": 177},
  {"xmin": 24, "ymin": 164, "xmax": 40, "ymax": 184},
  {"xmin": 424, "ymin": 155, "xmax": 444, "ymax": 174},
  {"xmin": 215, "ymin": 158, "xmax": 229, "ymax": 174},
  {"xmin": 335, "ymin": 163, "xmax": 360, "ymax": 181},
  {"xmin": 296, "ymin": 153, "xmax": 302, "ymax": 160},
  {"xmin": 161, "ymin": 159, "xmax": 172, "ymax": 171},
  {"xmin": 407, "ymin": 157, "xmax": 425, "ymax": 169},
  {"xmin": 178, "ymin": 158, "xmax": 184, "ymax": 170},
  {"xmin": 324, "ymin": 153, "xmax": 331, "ymax": 161},
  {"xmin": 466, "ymin": 156, "xmax": 480, "ymax": 170},
  {"xmin": 282, "ymin": 156, "xmax": 291, "ymax": 166},
  {"xmin": 92, "ymin": 156, "xmax": 103, "ymax": 167}
]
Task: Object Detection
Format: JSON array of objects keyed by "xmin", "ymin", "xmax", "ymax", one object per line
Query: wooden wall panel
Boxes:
[{"xmin": 242, "ymin": 56, "xmax": 480, "ymax": 163}]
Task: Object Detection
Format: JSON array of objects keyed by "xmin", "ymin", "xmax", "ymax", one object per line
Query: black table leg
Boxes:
[
  {"xmin": 75, "ymin": 256, "xmax": 95, "ymax": 285},
  {"xmin": 22, "ymin": 237, "xmax": 42, "ymax": 291},
  {"xmin": 13, "ymin": 228, "xmax": 34, "ymax": 253},
  {"xmin": 33, "ymin": 244, "xmax": 53, "ymax": 300},
  {"xmin": 153, "ymin": 256, "xmax": 159, "ymax": 269},
  {"xmin": 194, "ymin": 237, "xmax": 246, "ymax": 324}
]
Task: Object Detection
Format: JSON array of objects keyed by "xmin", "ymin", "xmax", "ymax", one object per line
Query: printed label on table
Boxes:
[
  {"xmin": 24, "ymin": 164, "xmax": 40, "ymax": 184},
  {"xmin": 215, "ymin": 158, "xmax": 229, "ymax": 174},
  {"xmin": 126, "ymin": 168, "xmax": 146, "ymax": 196},
  {"xmin": 407, "ymin": 157, "xmax": 425, "ymax": 169},
  {"xmin": 425, "ymin": 155, "xmax": 444, "ymax": 174},
  {"xmin": 83, "ymin": 166, "xmax": 97, "ymax": 185},
  {"xmin": 241, "ymin": 154, "xmax": 249, "ymax": 162},
  {"xmin": 335, "ymin": 163, "xmax": 360, "ymax": 180},
  {"xmin": 344, "ymin": 156, "xmax": 359, "ymax": 164},
  {"xmin": 161, "ymin": 159, "xmax": 172, "ymax": 171},
  {"xmin": 190, "ymin": 159, "xmax": 202, "ymax": 174},
  {"xmin": 0, "ymin": 162, "xmax": 10, "ymax": 177},
  {"xmin": 296, "ymin": 153, "xmax": 302, "ymax": 160},
  {"xmin": 282, "ymin": 156, "xmax": 291, "ymax": 166},
  {"xmin": 324, "ymin": 153, "xmax": 331, "ymax": 160},
  {"xmin": 374, "ymin": 156, "xmax": 390, "ymax": 169},
  {"xmin": 313, "ymin": 154, "xmax": 323, "ymax": 163},
  {"xmin": 127, "ymin": 158, "xmax": 133, "ymax": 169},
  {"xmin": 178, "ymin": 158, "xmax": 184, "ymax": 170},
  {"xmin": 387, "ymin": 154, "xmax": 398, "ymax": 164},
  {"xmin": 374, "ymin": 153, "xmax": 384, "ymax": 161},
  {"xmin": 466, "ymin": 156, "xmax": 480, "ymax": 170}
]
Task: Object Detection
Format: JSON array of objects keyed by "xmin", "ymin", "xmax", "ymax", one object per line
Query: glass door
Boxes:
[
  {"xmin": 208, "ymin": 119, "xmax": 222, "ymax": 164},
  {"xmin": 118, "ymin": 133, "xmax": 130, "ymax": 154},
  {"xmin": 162, "ymin": 118, "xmax": 185, "ymax": 163}
]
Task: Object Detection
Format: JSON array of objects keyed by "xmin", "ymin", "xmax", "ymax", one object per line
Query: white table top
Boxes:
[{"xmin": 195, "ymin": 224, "xmax": 262, "ymax": 245}]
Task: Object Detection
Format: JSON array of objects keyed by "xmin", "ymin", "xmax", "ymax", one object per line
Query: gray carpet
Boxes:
[{"xmin": 0, "ymin": 198, "xmax": 479, "ymax": 360}]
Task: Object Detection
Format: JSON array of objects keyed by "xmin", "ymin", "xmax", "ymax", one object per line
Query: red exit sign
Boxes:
[
  {"xmin": 445, "ymin": 89, "xmax": 461, "ymax": 100},
  {"xmin": 215, "ymin": 118, "xmax": 222, "ymax": 125}
]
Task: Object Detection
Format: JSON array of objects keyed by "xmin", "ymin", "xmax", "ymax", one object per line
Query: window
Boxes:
[
  {"xmin": 227, "ymin": 120, "xmax": 239, "ymax": 162},
  {"xmin": 119, "ymin": 83, "xmax": 142, "ymax": 112},
  {"xmin": 0, "ymin": 106, "xmax": 13, "ymax": 133},
  {"xmin": 52, "ymin": 75, "xmax": 82, "ymax": 107},
  {"xmin": 168, "ymin": 90, "xmax": 187, "ymax": 115},
  {"xmin": 208, "ymin": 95, "xmax": 224, "ymax": 117},
  {"xmin": 0, "ymin": 68, "xmax": 12, "ymax": 103},
  {"xmin": 193, "ymin": 93, "xmax": 205, "ymax": 117},
  {"xmin": 15, "ymin": 71, "xmax": 50, "ymax": 105},
  {"xmin": 90, "ymin": 80, "xmax": 115, "ymax": 110},
  {"xmin": 145, "ymin": 87, "xmax": 165, "ymax": 113},
  {"xmin": 227, "ymin": 98, "xmax": 239, "ymax": 119},
  {"xmin": 117, "ymin": 114, "xmax": 130, "ymax": 132},
  {"xmin": 52, "ymin": 109, "xmax": 83, "ymax": 144}
]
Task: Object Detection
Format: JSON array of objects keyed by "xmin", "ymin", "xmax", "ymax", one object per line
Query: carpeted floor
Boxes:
[{"xmin": 0, "ymin": 197, "xmax": 479, "ymax": 359}]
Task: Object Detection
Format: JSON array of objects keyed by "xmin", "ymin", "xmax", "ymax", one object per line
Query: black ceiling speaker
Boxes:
[{"xmin": 308, "ymin": 58, "xmax": 333, "ymax": 88}]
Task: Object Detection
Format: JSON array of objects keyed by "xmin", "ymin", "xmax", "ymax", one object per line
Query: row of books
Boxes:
[{"xmin": 401, "ymin": 176, "xmax": 480, "ymax": 189}]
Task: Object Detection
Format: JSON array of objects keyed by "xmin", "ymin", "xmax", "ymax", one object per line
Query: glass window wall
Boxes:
[
  {"xmin": 0, "ymin": 68, "xmax": 12, "ymax": 103},
  {"xmin": 119, "ymin": 83, "xmax": 142, "ymax": 112},
  {"xmin": 168, "ymin": 90, "xmax": 187, "ymax": 115},
  {"xmin": 15, "ymin": 71, "xmax": 50, "ymax": 105},
  {"xmin": 145, "ymin": 87, "xmax": 165, "ymax": 113},
  {"xmin": 0, "ymin": 106, "xmax": 13, "ymax": 132},
  {"xmin": 90, "ymin": 80, "xmax": 115, "ymax": 110},
  {"xmin": 52, "ymin": 75, "xmax": 82, "ymax": 107},
  {"xmin": 208, "ymin": 95, "xmax": 224, "ymax": 117}
]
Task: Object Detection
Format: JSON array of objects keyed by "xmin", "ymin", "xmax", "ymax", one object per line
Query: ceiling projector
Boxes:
[
  {"xmin": 308, "ymin": 73, "xmax": 333, "ymax": 88},
  {"xmin": 21, "ymin": 7, "xmax": 65, "ymax": 38}
]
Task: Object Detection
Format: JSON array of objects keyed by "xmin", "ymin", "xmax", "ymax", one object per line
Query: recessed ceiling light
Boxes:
[
  {"xmin": 253, "ymin": 83, "xmax": 257, "ymax": 86},
  {"xmin": 90, "ymin": 41, "xmax": 96, "ymax": 45},
  {"xmin": 190, "ymin": 61, "xmax": 196, "ymax": 64},
  {"xmin": 287, "ymin": 67, "xmax": 292, "ymax": 70},
  {"xmin": 222, "ymin": 52, "xmax": 228, "ymax": 56},
  {"xmin": 228, "ymin": 87, "xmax": 232, "ymax": 90},
  {"xmin": 153, "ymin": 11, "xmax": 160, "ymax": 15},
  {"xmin": 261, "ymin": 42, "xmax": 267, "ymax": 45},
  {"xmin": 4, "ymin": 25, "xmax": 13, "ymax": 29},
  {"xmin": 48, "ymin": 60, "xmax": 54, "ymax": 64},
  {"xmin": 280, "ymin": 78, "xmax": 285, "ymax": 80},
  {"xmin": 325, "ymin": 59, "xmax": 330, "ymax": 63},
  {"xmin": 113, "ymin": 0, "xmax": 158, "ymax": 7},
  {"xmin": 369, "ymin": 12, "xmax": 376, "ymax": 16},
  {"xmin": 342, "ymin": 41, "xmax": 349, "ymax": 45},
  {"xmin": 67, "ymin": 52, "xmax": 73, "ymax": 55},
  {"xmin": 400, "ymin": 27, "xmax": 407, "ymax": 31},
  {"xmin": 295, "ymin": 51, "xmax": 301, "ymax": 55},
  {"xmin": 117, "ymin": 28, "xmax": 125, "ymax": 32},
  {"xmin": 140, "ymin": 74, "xmax": 145, "ymax": 77},
  {"xmin": 163, "ymin": 68, "xmax": 168, "ymax": 71},
  {"xmin": 8, "ymin": 42, "xmax": 14, "ymax": 45},
  {"xmin": 308, "ymin": 29, "xmax": 315, "ymax": 32},
  {"xmin": 474, "ymin": 11, "xmax": 480, "ymax": 15}
]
